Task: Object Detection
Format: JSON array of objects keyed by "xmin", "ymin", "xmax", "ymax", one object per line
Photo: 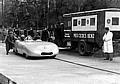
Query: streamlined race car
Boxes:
[{"xmin": 13, "ymin": 39, "xmax": 59, "ymax": 59}]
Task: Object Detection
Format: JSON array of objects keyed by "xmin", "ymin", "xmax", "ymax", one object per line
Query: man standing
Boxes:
[
  {"xmin": 41, "ymin": 27, "xmax": 50, "ymax": 41},
  {"xmin": 1, "ymin": 28, "xmax": 8, "ymax": 43},
  {"xmin": 29, "ymin": 27, "xmax": 34, "ymax": 38},
  {"xmin": 103, "ymin": 27, "xmax": 113, "ymax": 61},
  {"xmin": 5, "ymin": 30, "xmax": 16, "ymax": 55}
]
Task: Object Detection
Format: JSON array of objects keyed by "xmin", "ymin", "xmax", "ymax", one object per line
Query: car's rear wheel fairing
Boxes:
[
  {"xmin": 23, "ymin": 53, "xmax": 30, "ymax": 59},
  {"xmin": 14, "ymin": 48, "xmax": 18, "ymax": 55},
  {"xmin": 23, "ymin": 46, "xmax": 32, "ymax": 55}
]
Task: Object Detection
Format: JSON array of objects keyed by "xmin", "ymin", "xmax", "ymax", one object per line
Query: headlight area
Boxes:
[
  {"xmin": 30, "ymin": 45, "xmax": 59, "ymax": 56},
  {"xmin": 52, "ymin": 47, "xmax": 59, "ymax": 54},
  {"xmin": 49, "ymin": 45, "xmax": 59, "ymax": 54},
  {"xmin": 42, "ymin": 45, "xmax": 58, "ymax": 51}
]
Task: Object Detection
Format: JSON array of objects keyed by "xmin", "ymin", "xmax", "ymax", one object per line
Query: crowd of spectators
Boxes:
[{"xmin": 1, "ymin": 22, "xmax": 64, "ymax": 46}]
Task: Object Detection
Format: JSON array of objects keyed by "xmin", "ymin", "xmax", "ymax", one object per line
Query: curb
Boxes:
[{"xmin": 0, "ymin": 73, "xmax": 17, "ymax": 84}]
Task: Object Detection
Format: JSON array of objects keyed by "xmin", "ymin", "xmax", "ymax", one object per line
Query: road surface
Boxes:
[{"xmin": 0, "ymin": 43, "xmax": 120, "ymax": 84}]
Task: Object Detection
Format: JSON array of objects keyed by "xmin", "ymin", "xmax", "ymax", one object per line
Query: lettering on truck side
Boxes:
[
  {"xmin": 73, "ymin": 33, "xmax": 94, "ymax": 38},
  {"xmin": 64, "ymin": 33, "xmax": 70, "ymax": 37}
]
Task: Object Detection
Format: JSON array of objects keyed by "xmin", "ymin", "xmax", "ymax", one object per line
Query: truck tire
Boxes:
[{"xmin": 78, "ymin": 41, "xmax": 87, "ymax": 56}]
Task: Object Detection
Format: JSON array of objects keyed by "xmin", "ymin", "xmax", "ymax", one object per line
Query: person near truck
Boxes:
[
  {"xmin": 41, "ymin": 27, "xmax": 50, "ymax": 41},
  {"xmin": 103, "ymin": 27, "xmax": 113, "ymax": 61}
]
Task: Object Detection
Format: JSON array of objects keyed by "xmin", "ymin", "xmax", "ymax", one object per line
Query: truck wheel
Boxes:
[{"xmin": 78, "ymin": 42, "xmax": 87, "ymax": 56}]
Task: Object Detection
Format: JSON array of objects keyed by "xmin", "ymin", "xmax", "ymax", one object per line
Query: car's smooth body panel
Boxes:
[{"xmin": 14, "ymin": 40, "xmax": 59, "ymax": 57}]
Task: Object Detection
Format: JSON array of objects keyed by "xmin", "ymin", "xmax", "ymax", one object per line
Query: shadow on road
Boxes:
[
  {"xmin": 9, "ymin": 52, "xmax": 55, "ymax": 60},
  {"xmin": 59, "ymin": 48, "xmax": 120, "ymax": 58}
]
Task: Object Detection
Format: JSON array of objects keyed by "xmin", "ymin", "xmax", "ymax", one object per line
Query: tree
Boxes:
[
  {"xmin": 4, "ymin": 0, "xmax": 17, "ymax": 27},
  {"xmin": 3, "ymin": 0, "xmax": 109, "ymax": 29},
  {"xmin": 81, "ymin": 0, "xmax": 108, "ymax": 11}
]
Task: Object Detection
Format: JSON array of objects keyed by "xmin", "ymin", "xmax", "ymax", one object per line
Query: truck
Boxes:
[{"xmin": 60, "ymin": 8, "xmax": 120, "ymax": 55}]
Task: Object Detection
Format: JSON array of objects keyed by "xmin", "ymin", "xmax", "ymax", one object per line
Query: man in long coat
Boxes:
[
  {"xmin": 41, "ymin": 28, "xmax": 49, "ymax": 41},
  {"xmin": 103, "ymin": 27, "xmax": 113, "ymax": 61}
]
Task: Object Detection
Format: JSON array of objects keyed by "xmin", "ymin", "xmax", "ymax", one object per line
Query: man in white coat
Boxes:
[{"xmin": 103, "ymin": 27, "xmax": 113, "ymax": 61}]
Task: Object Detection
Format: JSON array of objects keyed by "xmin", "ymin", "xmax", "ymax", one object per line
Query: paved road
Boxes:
[{"xmin": 0, "ymin": 43, "xmax": 120, "ymax": 84}]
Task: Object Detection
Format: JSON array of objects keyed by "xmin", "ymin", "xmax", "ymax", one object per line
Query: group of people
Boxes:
[
  {"xmin": 1, "ymin": 23, "xmax": 64, "ymax": 54},
  {"xmin": 4, "ymin": 27, "xmax": 51, "ymax": 55},
  {"xmin": 1, "ymin": 25, "xmax": 114, "ymax": 61}
]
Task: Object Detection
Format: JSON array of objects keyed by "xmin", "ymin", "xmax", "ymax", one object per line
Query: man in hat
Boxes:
[
  {"xmin": 5, "ymin": 30, "xmax": 16, "ymax": 55},
  {"xmin": 103, "ymin": 27, "xmax": 113, "ymax": 61}
]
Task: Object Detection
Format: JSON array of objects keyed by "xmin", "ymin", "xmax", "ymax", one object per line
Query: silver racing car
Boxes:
[{"xmin": 13, "ymin": 39, "xmax": 59, "ymax": 59}]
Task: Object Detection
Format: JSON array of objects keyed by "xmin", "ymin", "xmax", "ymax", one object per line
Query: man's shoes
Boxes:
[
  {"xmin": 110, "ymin": 59, "xmax": 113, "ymax": 61},
  {"xmin": 104, "ymin": 59, "xmax": 109, "ymax": 60},
  {"xmin": 6, "ymin": 52, "xmax": 8, "ymax": 55}
]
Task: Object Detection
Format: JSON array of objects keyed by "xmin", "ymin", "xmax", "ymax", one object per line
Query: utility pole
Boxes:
[
  {"xmin": 35, "ymin": 0, "xmax": 39, "ymax": 30},
  {"xmin": 47, "ymin": 0, "xmax": 50, "ymax": 28},
  {"xmin": 2, "ymin": 0, "xmax": 4, "ymax": 29}
]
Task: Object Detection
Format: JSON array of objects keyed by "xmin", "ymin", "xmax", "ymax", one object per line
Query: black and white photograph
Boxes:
[{"xmin": 0, "ymin": 0, "xmax": 120, "ymax": 84}]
